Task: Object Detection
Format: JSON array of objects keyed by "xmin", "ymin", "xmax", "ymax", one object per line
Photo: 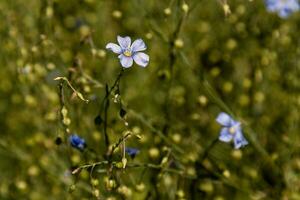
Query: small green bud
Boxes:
[
  {"xmin": 164, "ymin": 8, "xmax": 172, "ymax": 16},
  {"xmin": 182, "ymin": 3, "xmax": 189, "ymax": 13},
  {"xmin": 112, "ymin": 10, "xmax": 122, "ymax": 19},
  {"xmin": 175, "ymin": 38, "xmax": 184, "ymax": 48}
]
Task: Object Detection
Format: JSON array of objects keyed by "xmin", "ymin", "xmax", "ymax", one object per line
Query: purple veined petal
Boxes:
[
  {"xmin": 119, "ymin": 54, "xmax": 133, "ymax": 68},
  {"xmin": 117, "ymin": 36, "xmax": 131, "ymax": 49},
  {"xmin": 133, "ymin": 52, "xmax": 149, "ymax": 67},
  {"xmin": 233, "ymin": 130, "xmax": 248, "ymax": 149},
  {"xmin": 216, "ymin": 112, "xmax": 233, "ymax": 127},
  {"xmin": 218, "ymin": 127, "xmax": 233, "ymax": 143},
  {"xmin": 131, "ymin": 39, "xmax": 147, "ymax": 52},
  {"xmin": 106, "ymin": 43, "xmax": 122, "ymax": 54}
]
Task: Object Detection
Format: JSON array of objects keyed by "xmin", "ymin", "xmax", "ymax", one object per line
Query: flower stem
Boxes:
[
  {"xmin": 200, "ymin": 138, "xmax": 219, "ymax": 162},
  {"xmin": 163, "ymin": 4, "xmax": 187, "ymax": 135},
  {"xmin": 97, "ymin": 68, "xmax": 125, "ymax": 153}
]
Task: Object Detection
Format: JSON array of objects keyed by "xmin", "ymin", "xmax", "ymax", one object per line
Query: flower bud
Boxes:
[
  {"xmin": 174, "ymin": 38, "xmax": 184, "ymax": 48},
  {"xmin": 97, "ymin": 49, "xmax": 106, "ymax": 58},
  {"xmin": 161, "ymin": 156, "xmax": 168, "ymax": 166},
  {"xmin": 117, "ymin": 185, "xmax": 132, "ymax": 197},
  {"xmin": 172, "ymin": 133, "xmax": 181, "ymax": 143},
  {"xmin": 223, "ymin": 81, "xmax": 233, "ymax": 93},
  {"xmin": 16, "ymin": 180, "xmax": 27, "ymax": 191},
  {"xmin": 182, "ymin": 3, "xmax": 189, "ymax": 13},
  {"xmin": 136, "ymin": 183, "xmax": 145, "ymax": 192},
  {"xmin": 46, "ymin": 6, "xmax": 53, "ymax": 18},
  {"xmin": 146, "ymin": 32, "xmax": 153, "ymax": 40},
  {"xmin": 91, "ymin": 48, "xmax": 97, "ymax": 56},
  {"xmin": 210, "ymin": 67, "xmax": 221, "ymax": 77},
  {"xmin": 223, "ymin": 170, "xmax": 231, "ymax": 178},
  {"xmin": 198, "ymin": 95, "xmax": 208, "ymax": 106},
  {"xmin": 231, "ymin": 149, "xmax": 242, "ymax": 160},
  {"xmin": 199, "ymin": 180, "xmax": 213, "ymax": 193},
  {"xmin": 223, "ymin": 4, "xmax": 231, "ymax": 16},
  {"xmin": 122, "ymin": 157, "xmax": 127, "ymax": 168},
  {"xmin": 112, "ymin": 10, "xmax": 122, "ymax": 19},
  {"xmin": 91, "ymin": 179, "xmax": 99, "ymax": 186},
  {"xmin": 105, "ymin": 178, "xmax": 116, "ymax": 190},
  {"xmin": 243, "ymin": 78, "xmax": 252, "ymax": 89},
  {"xmin": 69, "ymin": 184, "xmax": 76, "ymax": 193},
  {"xmin": 176, "ymin": 189, "xmax": 185, "ymax": 198},
  {"xmin": 149, "ymin": 147, "xmax": 160, "ymax": 159},
  {"xmin": 164, "ymin": 8, "xmax": 172, "ymax": 16},
  {"xmin": 93, "ymin": 189, "xmax": 100, "ymax": 198},
  {"xmin": 115, "ymin": 162, "xmax": 123, "ymax": 169}
]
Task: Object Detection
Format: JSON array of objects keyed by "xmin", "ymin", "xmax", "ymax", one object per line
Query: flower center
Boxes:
[
  {"xmin": 123, "ymin": 49, "xmax": 132, "ymax": 57},
  {"xmin": 229, "ymin": 127, "xmax": 236, "ymax": 134}
]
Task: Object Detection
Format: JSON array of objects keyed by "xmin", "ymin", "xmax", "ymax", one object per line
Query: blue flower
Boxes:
[
  {"xmin": 216, "ymin": 112, "xmax": 248, "ymax": 149},
  {"xmin": 265, "ymin": 0, "xmax": 300, "ymax": 18},
  {"xmin": 69, "ymin": 134, "xmax": 87, "ymax": 151},
  {"xmin": 106, "ymin": 36, "xmax": 149, "ymax": 68},
  {"xmin": 125, "ymin": 147, "xmax": 140, "ymax": 159}
]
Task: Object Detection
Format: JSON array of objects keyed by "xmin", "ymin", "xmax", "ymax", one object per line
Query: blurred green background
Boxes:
[{"xmin": 0, "ymin": 0, "xmax": 300, "ymax": 199}]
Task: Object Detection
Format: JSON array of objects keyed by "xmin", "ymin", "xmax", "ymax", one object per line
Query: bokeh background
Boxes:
[{"xmin": 0, "ymin": 0, "xmax": 300, "ymax": 199}]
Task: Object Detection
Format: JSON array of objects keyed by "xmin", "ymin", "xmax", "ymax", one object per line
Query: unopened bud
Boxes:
[
  {"xmin": 164, "ymin": 8, "xmax": 172, "ymax": 16},
  {"xmin": 161, "ymin": 157, "xmax": 168, "ymax": 166},
  {"xmin": 174, "ymin": 38, "xmax": 184, "ymax": 48},
  {"xmin": 122, "ymin": 157, "xmax": 127, "ymax": 169},
  {"xmin": 223, "ymin": 4, "xmax": 231, "ymax": 16},
  {"xmin": 112, "ymin": 10, "xmax": 122, "ymax": 19},
  {"xmin": 91, "ymin": 48, "xmax": 97, "ymax": 56},
  {"xmin": 223, "ymin": 170, "xmax": 231, "ymax": 178},
  {"xmin": 182, "ymin": 3, "xmax": 189, "ymax": 13},
  {"xmin": 136, "ymin": 183, "xmax": 145, "ymax": 192},
  {"xmin": 149, "ymin": 147, "xmax": 160, "ymax": 158}
]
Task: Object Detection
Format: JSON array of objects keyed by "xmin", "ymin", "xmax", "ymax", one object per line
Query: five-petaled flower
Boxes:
[
  {"xmin": 69, "ymin": 134, "xmax": 87, "ymax": 151},
  {"xmin": 125, "ymin": 147, "xmax": 140, "ymax": 159},
  {"xmin": 265, "ymin": 0, "xmax": 300, "ymax": 18},
  {"xmin": 216, "ymin": 112, "xmax": 248, "ymax": 149},
  {"xmin": 106, "ymin": 36, "xmax": 149, "ymax": 68}
]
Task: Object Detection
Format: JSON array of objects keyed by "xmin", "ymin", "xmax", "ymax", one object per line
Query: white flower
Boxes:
[
  {"xmin": 216, "ymin": 112, "xmax": 248, "ymax": 149},
  {"xmin": 106, "ymin": 36, "xmax": 149, "ymax": 68}
]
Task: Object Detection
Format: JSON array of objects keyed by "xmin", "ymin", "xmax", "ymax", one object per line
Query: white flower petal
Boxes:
[
  {"xmin": 119, "ymin": 54, "xmax": 133, "ymax": 68},
  {"xmin": 133, "ymin": 52, "xmax": 149, "ymax": 67},
  {"xmin": 117, "ymin": 36, "xmax": 131, "ymax": 49},
  {"xmin": 216, "ymin": 112, "xmax": 233, "ymax": 127},
  {"xmin": 106, "ymin": 43, "xmax": 122, "ymax": 54},
  {"xmin": 233, "ymin": 130, "xmax": 248, "ymax": 149},
  {"xmin": 131, "ymin": 39, "xmax": 147, "ymax": 52},
  {"xmin": 219, "ymin": 128, "xmax": 233, "ymax": 143}
]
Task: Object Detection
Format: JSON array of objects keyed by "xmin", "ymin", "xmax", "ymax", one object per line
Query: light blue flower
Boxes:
[
  {"xmin": 266, "ymin": 0, "xmax": 300, "ymax": 18},
  {"xmin": 216, "ymin": 112, "xmax": 248, "ymax": 149},
  {"xmin": 106, "ymin": 36, "xmax": 149, "ymax": 68},
  {"xmin": 69, "ymin": 134, "xmax": 87, "ymax": 151}
]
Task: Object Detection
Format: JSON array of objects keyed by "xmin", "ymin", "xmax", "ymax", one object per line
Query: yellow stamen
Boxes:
[
  {"xmin": 123, "ymin": 50, "xmax": 132, "ymax": 57},
  {"xmin": 229, "ymin": 127, "xmax": 236, "ymax": 134}
]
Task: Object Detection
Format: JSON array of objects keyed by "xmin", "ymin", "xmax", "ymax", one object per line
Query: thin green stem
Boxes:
[
  {"xmin": 97, "ymin": 68, "xmax": 125, "ymax": 153},
  {"xmin": 200, "ymin": 138, "xmax": 219, "ymax": 162}
]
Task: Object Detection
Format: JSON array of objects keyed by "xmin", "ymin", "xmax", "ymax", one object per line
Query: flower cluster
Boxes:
[
  {"xmin": 216, "ymin": 112, "xmax": 248, "ymax": 149},
  {"xmin": 106, "ymin": 36, "xmax": 149, "ymax": 68},
  {"xmin": 265, "ymin": 0, "xmax": 300, "ymax": 18}
]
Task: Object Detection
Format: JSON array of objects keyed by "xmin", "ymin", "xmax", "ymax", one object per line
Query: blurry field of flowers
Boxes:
[{"xmin": 0, "ymin": 0, "xmax": 300, "ymax": 199}]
